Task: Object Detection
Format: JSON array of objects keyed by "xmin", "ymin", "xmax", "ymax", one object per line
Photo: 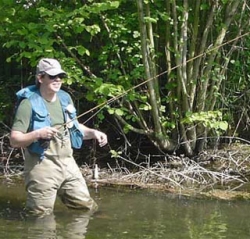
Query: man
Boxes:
[{"xmin": 10, "ymin": 58, "xmax": 108, "ymax": 216}]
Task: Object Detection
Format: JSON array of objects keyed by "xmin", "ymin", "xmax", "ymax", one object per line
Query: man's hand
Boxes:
[
  {"xmin": 79, "ymin": 124, "xmax": 108, "ymax": 147},
  {"xmin": 37, "ymin": 126, "xmax": 59, "ymax": 140},
  {"xmin": 93, "ymin": 130, "xmax": 108, "ymax": 147},
  {"xmin": 10, "ymin": 126, "xmax": 59, "ymax": 148}
]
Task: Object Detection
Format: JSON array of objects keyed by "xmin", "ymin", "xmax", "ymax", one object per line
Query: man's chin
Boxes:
[{"xmin": 51, "ymin": 86, "xmax": 61, "ymax": 92}]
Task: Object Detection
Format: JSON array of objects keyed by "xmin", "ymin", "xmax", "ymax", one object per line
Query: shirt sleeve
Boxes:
[{"xmin": 11, "ymin": 99, "xmax": 32, "ymax": 133}]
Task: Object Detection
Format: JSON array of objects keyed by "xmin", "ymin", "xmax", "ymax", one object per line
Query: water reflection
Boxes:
[
  {"xmin": 25, "ymin": 211, "xmax": 91, "ymax": 239},
  {"xmin": 0, "ymin": 205, "xmax": 92, "ymax": 239},
  {"xmin": 1, "ymin": 182, "xmax": 250, "ymax": 238},
  {"xmin": 0, "ymin": 180, "xmax": 93, "ymax": 239},
  {"xmin": 88, "ymin": 188, "xmax": 250, "ymax": 239},
  {"xmin": 186, "ymin": 211, "xmax": 227, "ymax": 239}
]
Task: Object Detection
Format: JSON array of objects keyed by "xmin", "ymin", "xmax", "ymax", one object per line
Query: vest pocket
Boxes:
[
  {"xmin": 33, "ymin": 111, "xmax": 47, "ymax": 121},
  {"xmin": 69, "ymin": 126, "xmax": 83, "ymax": 149}
]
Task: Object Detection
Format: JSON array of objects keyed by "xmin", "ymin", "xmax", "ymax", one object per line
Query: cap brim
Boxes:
[{"xmin": 45, "ymin": 69, "xmax": 67, "ymax": 76}]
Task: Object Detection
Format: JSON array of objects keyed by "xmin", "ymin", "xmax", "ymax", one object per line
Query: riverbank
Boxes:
[
  {"xmin": 2, "ymin": 131, "xmax": 250, "ymax": 201},
  {"xmin": 82, "ymin": 143, "xmax": 250, "ymax": 200}
]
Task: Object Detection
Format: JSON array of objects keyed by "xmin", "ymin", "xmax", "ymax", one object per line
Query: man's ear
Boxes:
[{"xmin": 36, "ymin": 74, "xmax": 43, "ymax": 83}]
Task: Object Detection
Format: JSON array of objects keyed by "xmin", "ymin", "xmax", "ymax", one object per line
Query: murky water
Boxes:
[{"xmin": 1, "ymin": 179, "xmax": 250, "ymax": 239}]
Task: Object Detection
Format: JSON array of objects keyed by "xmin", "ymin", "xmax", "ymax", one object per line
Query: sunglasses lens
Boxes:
[
  {"xmin": 48, "ymin": 75, "xmax": 56, "ymax": 80},
  {"xmin": 48, "ymin": 74, "xmax": 66, "ymax": 80}
]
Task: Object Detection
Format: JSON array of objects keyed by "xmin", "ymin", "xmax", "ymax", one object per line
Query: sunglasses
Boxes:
[{"xmin": 48, "ymin": 73, "xmax": 66, "ymax": 80}]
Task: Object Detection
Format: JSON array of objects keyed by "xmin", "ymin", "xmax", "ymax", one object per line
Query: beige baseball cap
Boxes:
[{"xmin": 36, "ymin": 58, "xmax": 67, "ymax": 76}]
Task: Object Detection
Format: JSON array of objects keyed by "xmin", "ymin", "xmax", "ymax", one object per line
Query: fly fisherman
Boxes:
[{"xmin": 10, "ymin": 58, "xmax": 108, "ymax": 216}]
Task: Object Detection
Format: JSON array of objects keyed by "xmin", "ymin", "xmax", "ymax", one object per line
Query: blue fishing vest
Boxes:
[{"xmin": 16, "ymin": 85, "xmax": 84, "ymax": 159}]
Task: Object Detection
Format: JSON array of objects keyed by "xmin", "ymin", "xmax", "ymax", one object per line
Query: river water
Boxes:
[{"xmin": 0, "ymin": 178, "xmax": 250, "ymax": 239}]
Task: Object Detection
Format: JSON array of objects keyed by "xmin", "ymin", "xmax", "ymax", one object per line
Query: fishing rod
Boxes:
[
  {"xmin": 62, "ymin": 31, "xmax": 250, "ymax": 128},
  {"xmin": 59, "ymin": 31, "xmax": 250, "ymax": 185}
]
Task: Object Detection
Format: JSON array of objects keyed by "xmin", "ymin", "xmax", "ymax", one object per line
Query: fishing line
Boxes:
[
  {"xmin": 72, "ymin": 31, "xmax": 250, "ymax": 123},
  {"xmin": 49, "ymin": 31, "xmax": 250, "ymax": 185}
]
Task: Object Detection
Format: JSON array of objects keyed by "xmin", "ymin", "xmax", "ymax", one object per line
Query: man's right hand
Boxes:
[{"xmin": 37, "ymin": 126, "xmax": 59, "ymax": 140}]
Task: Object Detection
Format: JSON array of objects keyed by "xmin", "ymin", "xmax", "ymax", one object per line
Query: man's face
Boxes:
[{"xmin": 38, "ymin": 73, "xmax": 65, "ymax": 93}]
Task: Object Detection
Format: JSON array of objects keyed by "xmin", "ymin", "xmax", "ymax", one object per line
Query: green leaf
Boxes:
[
  {"xmin": 144, "ymin": 16, "xmax": 157, "ymax": 24},
  {"xmin": 115, "ymin": 108, "xmax": 124, "ymax": 116},
  {"xmin": 97, "ymin": 112, "xmax": 105, "ymax": 121},
  {"xmin": 110, "ymin": 1, "xmax": 120, "ymax": 8},
  {"xmin": 218, "ymin": 121, "xmax": 228, "ymax": 131},
  {"xmin": 108, "ymin": 108, "xmax": 115, "ymax": 114},
  {"xmin": 139, "ymin": 103, "xmax": 151, "ymax": 111},
  {"xmin": 77, "ymin": 46, "xmax": 90, "ymax": 56},
  {"xmin": 110, "ymin": 149, "xmax": 122, "ymax": 158}
]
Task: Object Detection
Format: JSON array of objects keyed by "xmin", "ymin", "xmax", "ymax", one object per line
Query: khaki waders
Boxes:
[{"xmin": 24, "ymin": 133, "xmax": 97, "ymax": 215}]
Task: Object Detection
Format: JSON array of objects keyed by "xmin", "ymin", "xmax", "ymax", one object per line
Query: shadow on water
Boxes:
[{"xmin": 1, "ymin": 179, "xmax": 250, "ymax": 238}]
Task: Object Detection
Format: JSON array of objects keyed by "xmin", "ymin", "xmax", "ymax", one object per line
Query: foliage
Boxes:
[
  {"xmin": 0, "ymin": 0, "xmax": 250, "ymax": 156},
  {"xmin": 182, "ymin": 111, "xmax": 228, "ymax": 136}
]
